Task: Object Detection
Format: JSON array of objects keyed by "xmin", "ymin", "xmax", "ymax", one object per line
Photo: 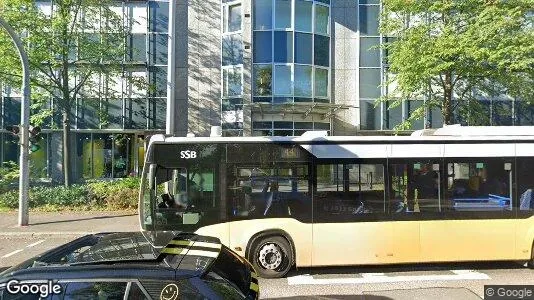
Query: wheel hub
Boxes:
[{"xmin": 258, "ymin": 243, "xmax": 283, "ymax": 270}]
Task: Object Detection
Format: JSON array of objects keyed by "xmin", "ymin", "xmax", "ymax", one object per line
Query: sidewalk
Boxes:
[{"xmin": 0, "ymin": 211, "xmax": 139, "ymax": 236}]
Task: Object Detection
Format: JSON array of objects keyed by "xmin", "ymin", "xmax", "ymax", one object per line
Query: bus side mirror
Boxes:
[{"xmin": 149, "ymin": 164, "xmax": 157, "ymax": 189}]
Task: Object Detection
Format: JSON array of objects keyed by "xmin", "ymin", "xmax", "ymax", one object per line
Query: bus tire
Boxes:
[{"xmin": 250, "ymin": 235, "xmax": 293, "ymax": 278}]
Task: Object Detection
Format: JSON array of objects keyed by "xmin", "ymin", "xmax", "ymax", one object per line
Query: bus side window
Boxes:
[
  {"xmin": 445, "ymin": 160, "xmax": 513, "ymax": 212},
  {"xmin": 517, "ymin": 157, "xmax": 534, "ymax": 211}
]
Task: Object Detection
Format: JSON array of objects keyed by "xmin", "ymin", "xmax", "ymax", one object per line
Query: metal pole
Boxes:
[
  {"xmin": 0, "ymin": 17, "xmax": 31, "ymax": 226},
  {"xmin": 166, "ymin": 0, "xmax": 177, "ymax": 135}
]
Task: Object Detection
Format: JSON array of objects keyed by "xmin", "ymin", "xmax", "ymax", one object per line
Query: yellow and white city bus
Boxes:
[{"xmin": 139, "ymin": 126, "xmax": 534, "ymax": 278}]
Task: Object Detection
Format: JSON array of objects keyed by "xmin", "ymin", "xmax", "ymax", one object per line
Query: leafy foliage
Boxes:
[
  {"xmin": 0, "ymin": 177, "xmax": 140, "ymax": 211},
  {"xmin": 380, "ymin": 0, "xmax": 534, "ymax": 129},
  {"xmin": 0, "ymin": 0, "xmax": 146, "ymax": 185}
]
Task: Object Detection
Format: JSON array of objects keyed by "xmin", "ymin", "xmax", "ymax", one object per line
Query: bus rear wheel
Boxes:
[{"xmin": 250, "ymin": 236, "xmax": 293, "ymax": 278}]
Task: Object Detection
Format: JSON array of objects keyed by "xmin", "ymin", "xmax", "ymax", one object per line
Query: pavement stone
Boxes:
[{"xmin": 0, "ymin": 211, "xmax": 139, "ymax": 235}]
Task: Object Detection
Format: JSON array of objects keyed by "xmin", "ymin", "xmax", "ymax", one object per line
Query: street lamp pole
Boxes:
[{"xmin": 0, "ymin": 17, "xmax": 31, "ymax": 226}]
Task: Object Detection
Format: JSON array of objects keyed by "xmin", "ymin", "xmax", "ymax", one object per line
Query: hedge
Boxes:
[{"xmin": 0, "ymin": 177, "xmax": 140, "ymax": 211}]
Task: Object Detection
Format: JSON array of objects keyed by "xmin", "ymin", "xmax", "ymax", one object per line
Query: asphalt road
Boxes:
[{"xmin": 1, "ymin": 235, "xmax": 533, "ymax": 299}]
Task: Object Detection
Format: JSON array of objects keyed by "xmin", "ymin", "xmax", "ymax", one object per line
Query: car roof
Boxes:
[{"xmin": 0, "ymin": 232, "xmax": 223, "ymax": 283}]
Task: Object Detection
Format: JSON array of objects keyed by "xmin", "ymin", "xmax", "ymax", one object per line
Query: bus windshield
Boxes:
[{"xmin": 140, "ymin": 155, "xmax": 222, "ymax": 232}]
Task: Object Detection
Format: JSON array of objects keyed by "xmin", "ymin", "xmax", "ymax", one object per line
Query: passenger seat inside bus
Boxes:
[{"xmin": 520, "ymin": 189, "xmax": 534, "ymax": 210}]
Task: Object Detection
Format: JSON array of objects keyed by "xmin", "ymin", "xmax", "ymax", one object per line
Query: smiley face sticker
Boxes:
[{"xmin": 160, "ymin": 283, "xmax": 179, "ymax": 300}]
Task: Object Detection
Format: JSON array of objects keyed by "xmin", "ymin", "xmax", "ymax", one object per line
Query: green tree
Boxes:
[
  {"xmin": 0, "ymin": 0, "xmax": 139, "ymax": 186},
  {"xmin": 380, "ymin": 0, "xmax": 534, "ymax": 129}
]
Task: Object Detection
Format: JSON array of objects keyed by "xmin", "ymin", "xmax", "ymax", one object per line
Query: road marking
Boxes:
[
  {"xmin": 26, "ymin": 240, "xmax": 45, "ymax": 248},
  {"xmin": 2, "ymin": 249, "xmax": 23, "ymax": 258},
  {"xmin": 287, "ymin": 270, "xmax": 490, "ymax": 285}
]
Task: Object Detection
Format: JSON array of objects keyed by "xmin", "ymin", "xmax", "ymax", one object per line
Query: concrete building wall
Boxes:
[
  {"xmin": 331, "ymin": 0, "xmax": 360, "ymax": 135},
  {"xmin": 188, "ymin": 0, "xmax": 222, "ymax": 137},
  {"xmin": 242, "ymin": 0, "xmax": 253, "ymax": 136},
  {"xmin": 174, "ymin": 0, "xmax": 189, "ymax": 137}
]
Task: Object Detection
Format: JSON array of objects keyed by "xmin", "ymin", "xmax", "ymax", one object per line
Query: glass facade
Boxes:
[
  {"xmin": 2, "ymin": 0, "xmax": 533, "ymax": 182},
  {"xmin": 252, "ymin": 0, "xmax": 331, "ymax": 136},
  {"xmin": 222, "ymin": 1, "xmax": 244, "ymax": 136},
  {"xmin": 0, "ymin": 0, "xmax": 168, "ymax": 181}
]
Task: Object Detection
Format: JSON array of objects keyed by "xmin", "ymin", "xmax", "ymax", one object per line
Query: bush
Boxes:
[
  {"xmin": 0, "ymin": 177, "xmax": 140, "ymax": 211},
  {"xmin": 87, "ymin": 177, "xmax": 140, "ymax": 210},
  {"xmin": 30, "ymin": 185, "xmax": 89, "ymax": 208},
  {"xmin": 0, "ymin": 162, "xmax": 19, "ymax": 194},
  {"xmin": 0, "ymin": 190, "xmax": 19, "ymax": 209}
]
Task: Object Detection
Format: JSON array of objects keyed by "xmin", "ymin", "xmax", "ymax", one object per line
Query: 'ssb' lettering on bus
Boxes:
[{"xmin": 180, "ymin": 150, "xmax": 197, "ymax": 159}]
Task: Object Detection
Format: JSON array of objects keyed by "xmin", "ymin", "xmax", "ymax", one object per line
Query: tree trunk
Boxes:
[
  {"xmin": 442, "ymin": 72, "xmax": 453, "ymax": 125},
  {"xmin": 62, "ymin": 109, "xmax": 71, "ymax": 187},
  {"xmin": 60, "ymin": 5, "xmax": 71, "ymax": 187}
]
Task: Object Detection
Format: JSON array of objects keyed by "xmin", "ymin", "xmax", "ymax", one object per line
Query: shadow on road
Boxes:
[
  {"xmin": 29, "ymin": 214, "xmax": 137, "ymax": 226},
  {"xmin": 287, "ymin": 261, "xmax": 526, "ymax": 277},
  {"xmin": 0, "ymin": 267, "xmax": 9, "ymax": 273},
  {"xmin": 268, "ymin": 296, "xmax": 392, "ymax": 300}
]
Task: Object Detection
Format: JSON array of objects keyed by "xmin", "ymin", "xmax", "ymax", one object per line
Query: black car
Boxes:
[{"xmin": 0, "ymin": 232, "xmax": 259, "ymax": 300}]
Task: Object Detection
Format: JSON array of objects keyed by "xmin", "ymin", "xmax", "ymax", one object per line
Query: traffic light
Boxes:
[
  {"xmin": 5, "ymin": 125, "xmax": 20, "ymax": 136},
  {"xmin": 4, "ymin": 125, "xmax": 42, "ymax": 153},
  {"xmin": 29, "ymin": 126, "xmax": 42, "ymax": 153}
]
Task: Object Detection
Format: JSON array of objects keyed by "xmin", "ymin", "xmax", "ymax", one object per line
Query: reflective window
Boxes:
[
  {"xmin": 253, "ymin": 0, "xmax": 273, "ymax": 30},
  {"xmin": 77, "ymin": 98, "xmax": 100, "ymax": 129},
  {"xmin": 222, "ymin": 35, "xmax": 244, "ymax": 66},
  {"xmin": 294, "ymin": 122, "xmax": 313, "ymax": 129},
  {"xmin": 517, "ymin": 158, "xmax": 534, "ymax": 211},
  {"xmin": 516, "ymin": 101, "xmax": 534, "ymax": 125},
  {"xmin": 149, "ymin": 1, "xmax": 169, "ymax": 32},
  {"xmin": 275, "ymin": 0, "xmax": 291, "ymax": 29},
  {"xmin": 360, "ymin": 99, "xmax": 381, "ymax": 130},
  {"xmin": 149, "ymin": 33, "xmax": 168, "ymax": 65},
  {"xmin": 359, "ymin": 68, "xmax": 381, "ymax": 99},
  {"xmin": 126, "ymin": 98, "xmax": 147, "ymax": 129},
  {"xmin": 407, "ymin": 100, "xmax": 424, "ymax": 129},
  {"xmin": 127, "ymin": 283, "xmax": 150, "ymax": 300},
  {"xmin": 149, "ymin": 66, "xmax": 167, "ymax": 97},
  {"xmin": 253, "ymin": 64, "xmax": 273, "ymax": 96},
  {"xmin": 294, "ymin": 65, "xmax": 312, "ymax": 97},
  {"xmin": 64, "ymin": 281, "xmax": 127, "ymax": 299},
  {"xmin": 445, "ymin": 160, "xmax": 513, "ymax": 212},
  {"xmin": 385, "ymin": 101, "xmax": 402, "ymax": 130},
  {"xmin": 253, "ymin": 31, "xmax": 272, "ymax": 63},
  {"xmin": 227, "ymin": 144, "xmax": 311, "ymax": 221},
  {"xmin": 359, "ymin": 5, "xmax": 379, "ymax": 36},
  {"xmin": 492, "ymin": 100, "xmax": 513, "ymax": 126},
  {"xmin": 274, "ymin": 31, "xmax": 293, "ymax": 63},
  {"xmin": 314, "ymin": 4, "xmax": 329, "ymax": 35},
  {"xmin": 274, "ymin": 65, "xmax": 292, "ymax": 95},
  {"xmin": 390, "ymin": 162, "xmax": 442, "ymax": 214},
  {"xmin": 295, "ymin": 0, "xmax": 312, "ymax": 32},
  {"xmin": 314, "ymin": 35, "xmax": 329, "ymax": 66},
  {"xmin": 315, "ymin": 163, "xmax": 386, "ymax": 222},
  {"xmin": 223, "ymin": 67, "xmax": 243, "ymax": 97},
  {"xmin": 252, "ymin": 0, "xmax": 330, "ymax": 105},
  {"xmin": 128, "ymin": 33, "xmax": 146, "ymax": 62},
  {"xmin": 3, "ymin": 97, "xmax": 21, "ymax": 128},
  {"xmin": 360, "ymin": 37, "xmax": 380, "ymax": 68},
  {"xmin": 228, "ymin": 4, "xmax": 242, "ymax": 32},
  {"xmin": 314, "ymin": 68, "xmax": 328, "ymax": 98},
  {"xmin": 102, "ymin": 98, "xmax": 123, "ymax": 129},
  {"xmin": 148, "ymin": 97, "xmax": 166, "ymax": 129},
  {"xmin": 295, "ymin": 33, "xmax": 312, "ymax": 64}
]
